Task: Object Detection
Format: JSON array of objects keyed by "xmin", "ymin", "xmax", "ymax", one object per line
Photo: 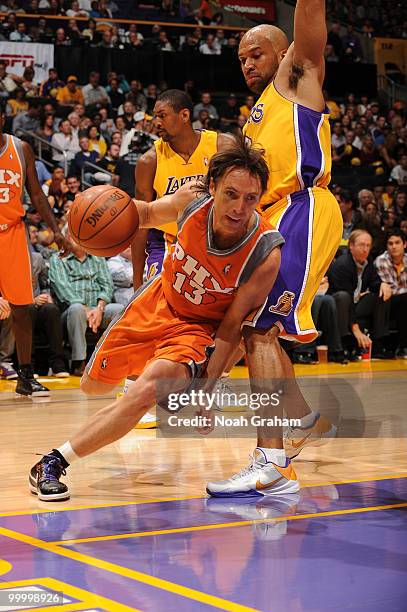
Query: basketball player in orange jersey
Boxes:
[
  {"xmin": 0, "ymin": 103, "xmax": 72, "ymax": 397},
  {"xmin": 206, "ymin": 1, "xmax": 343, "ymax": 496},
  {"xmin": 128, "ymin": 89, "xmax": 233, "ymax": 426},
  {"xmin": 29, "ymin": 141, "xmax": 302, "ymax": 501},
  {"xmin": 131, "ymin": 89, "xmax": 233, "ymax": 288}
]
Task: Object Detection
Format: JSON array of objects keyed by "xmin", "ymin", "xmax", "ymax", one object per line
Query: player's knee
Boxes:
[
  {"xmin": 80, "ymin": 372, "xmax": 113, "ymax": 396},
  {"xmin": 243, "ymin": 325, "xmax": 280, "ymax": 351}
]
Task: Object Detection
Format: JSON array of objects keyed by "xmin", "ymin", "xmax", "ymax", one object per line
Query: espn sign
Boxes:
[
  {"xmin": 0, "ymin": 42, "xmax": 54, "ymax": 82},
  {"xmin": 220, "ymin": 0, "xmax": 275, "ymax": 22}
]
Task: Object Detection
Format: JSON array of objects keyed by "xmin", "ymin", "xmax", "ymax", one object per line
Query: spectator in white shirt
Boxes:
[
  {"xmin": 107, "ymin": 248, "xmax": 134, "ymax": 306},
  {"xmin": 10, "ymin": 22, "xmax": 31, "ymax": 42},
  {"xmin": 390, "ymin": 154, "xmax": 407, "ymax": 186},
  {"xmin": 199, "ymin": 33, "xmax": 221, "ymax": 55},
  {"xmin": 82, "ymin": 72, "xmax": 111, "ymax": 108},
  {"xmin": 66, "ymin": 0, "xmax": 88, "ymax": 16},
  {"xmin": 331, "ymin": 121, "xmax": 346, "ymax": 149},
  {"xmin": 51, "ymin": 119, "xmax": 80, "ymax": 164}
]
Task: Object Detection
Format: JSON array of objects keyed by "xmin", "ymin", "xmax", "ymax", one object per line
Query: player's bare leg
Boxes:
[{"xmin": 29, "ymin": 359, "xmax": 190, "ymax": 500}]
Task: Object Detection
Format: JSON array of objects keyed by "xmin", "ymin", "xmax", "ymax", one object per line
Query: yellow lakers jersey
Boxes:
[
  {"xmin": 154, "ymin": 130, "xmax": 218, "ymax": 236},
  {"xmin": 243, "ymin": 82, "xmax": 332, "ymax": 208}
]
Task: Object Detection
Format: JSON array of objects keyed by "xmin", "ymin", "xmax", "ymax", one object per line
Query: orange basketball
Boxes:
[{"xmin": 68, "ymin": 185, "xmax": 139, "ymax": 257}]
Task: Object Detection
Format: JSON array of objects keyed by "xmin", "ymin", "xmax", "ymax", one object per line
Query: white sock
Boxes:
[
  {"xmin": 57, "ymin": 441, "xmax": 79, "ymax": 464},
  {"xmin": 300, "ymin": 410, "xmax": 318, "ymax": 429},
  {"xmin": 257, "ymin": 447, "xmax": 286, "ymax": 466},
  {"xmin": 123, "ymin": 378, "xmax": 135, "ymax": 394}
]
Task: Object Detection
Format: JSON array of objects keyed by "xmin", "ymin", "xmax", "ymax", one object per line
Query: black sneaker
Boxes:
[
  {"xmin": 16, "ymin": 365, "xmax": 50, "ymax": 397},
  {"xmin": 29, "ymin": 454, "xmax": 70, "ymax": 501}
]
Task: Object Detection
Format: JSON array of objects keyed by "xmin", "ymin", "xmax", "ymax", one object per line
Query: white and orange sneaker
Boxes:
[
  {"xmin": 206, "ymin": 448, "xmax": 300, "ymax": 498},
  {"xmin": 284, "ymin": 412, "xmax": 337, "ymax": 460}
]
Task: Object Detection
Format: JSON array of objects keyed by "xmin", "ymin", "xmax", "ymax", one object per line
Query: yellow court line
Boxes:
[
  {"xmin": 0, "ymin": 527, "xmax": 259, "ymax": 612},
  {"xmin": 52, "ymin": 501, "xmax": 407, "ymax": 546},
  {"xmin": 0, "ymin": 577, "xmax": 138, "ymax": 612},
  {"xmin": 1, "ymin": 472, "xmax": 407, "ymax": 518}
]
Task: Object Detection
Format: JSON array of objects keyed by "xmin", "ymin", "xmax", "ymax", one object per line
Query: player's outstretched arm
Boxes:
[
  {"xmin": 135, "ymin": 180, "xmax": 199, "ymax": 230},
  {"xmin": 204, "ymin": 246, "xmax": 281, "ymax": 388},
  {"xmin": 293, "ymin": 0, "xmax": 326, "ymax": 75},
  {"xmin": 22, "ymin": 142, "xmax": 73, "ymax": 256},
  {"xmin": 131, "ymin": 148, "xmax": 156, "ymax": 289}
]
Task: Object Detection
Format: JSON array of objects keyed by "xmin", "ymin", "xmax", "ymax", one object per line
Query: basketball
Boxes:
[{"xmin": 68, "ymin": 185, "xmax": 139, "ymax": 257}]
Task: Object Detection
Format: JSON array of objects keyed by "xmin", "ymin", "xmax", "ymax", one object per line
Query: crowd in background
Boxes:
[
  {"xmin": 327, "ymin": 0, "xmax": 407, "ymax": 40},
  {"xmin": 0, "ymin": 4, "xmax": 406, "ymax": 378}
]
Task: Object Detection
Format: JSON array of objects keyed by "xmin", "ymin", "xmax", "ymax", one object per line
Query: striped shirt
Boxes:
[
  {"xmin": 49, "ymin": 253, "xmax": 114, "ymax": 307},
  {"xmin": 375, "ymin": 251, "xmax": 407, "ymax": 295}
]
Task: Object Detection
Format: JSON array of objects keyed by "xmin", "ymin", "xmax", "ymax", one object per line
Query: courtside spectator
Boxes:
[
  {"xmin": 193, "ymin": 91, "xmax": 218, "ymax": 121},
  {"xmin": 49, "ymin": 243, "xmax": 123, "ymax": 376},
  {"xmin": 107, "ymin": 247, "xmax": 134, "ymax": 306},
  {"xmin": 82, "ymin": 71, "xmax": 111, "ymax": 109},
  {"xmin": 375, "ymin": 229, "xmax": 407, "ymax": 357},
  {"xmin": 12, "ymin": 100, "xmax": 41, "ymax": 136},
  {"xmin": 70, "ymin": 136, "xmax": 98, "ymax": 180},
  {"xmin": 51, "ymin": 119, "xmax": 80, "ymax": 164},
  {"xmin": 328, "ymin": 230, "xmax": 393, "ymax": 358}
]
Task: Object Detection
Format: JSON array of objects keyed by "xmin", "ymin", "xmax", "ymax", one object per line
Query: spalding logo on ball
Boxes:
[{"xmin": 68, "ymin": 185, "xmax": 140, "ymax": 257}]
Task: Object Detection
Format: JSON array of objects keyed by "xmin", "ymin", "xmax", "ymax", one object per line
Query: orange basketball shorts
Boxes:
[
  {"xmin": 86, "ymin": 276, "xmax": 216, "ymax": 385},
  {"xmin": 0, "ymin": 220, "xmax": 34, "ymax": 305}
]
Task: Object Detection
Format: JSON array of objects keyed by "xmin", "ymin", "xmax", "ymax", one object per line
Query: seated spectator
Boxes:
[
  {"xmin": 119, "ymin": 100, "xmax": 136, "ymax": 130},
  {"xmin": 358, "ymin": 188, "xmax": 375, "ymax": 210},
  {"xmin": 394, "ymin": 190, "xmax": 407, "ymax": 217},
  {"xmin": 98, "ymin": 107, "xmax": 115, "ymax": 136},
  {"xmin": 47, "ymin": 170, "xmax": 68, "ymax": 215},
  {"xmin": 54, "ymin": 27, "xmax": 69, "ymax": 46},
  {"xmin": 331, "ymin": 121, "xmax": 346, "ymax": 149},
  {"xmin": 70, "ymin": 136, "xmax": 99, "ymax": 179},
  {"xmin": 99, "ymin": 27, "xmax": 115, "ymax": 48},
  {"xmin": 200, "ymin": 33, "xmax": 221, "ymax": 55},
  {"xmin": 327, "ymin": 21, "xmax": 343, "ymax": 59},
  {"xmin": 51, "ymin": 119, "xmax": 80, "ymax": 164},
  {"xmin": 126, "ymin": 80, "xmax": 147, "ymax": 112},
  {"xmin": 156, "ymin": 30, "xmax": 173, "ymax": 52},
  {"xmin": 192, "ymin": 108, "xmax": 209, "ymax": 130},
  {"xmin": 110, "ymin": 130, "xmax": 122, "ymax": 147},
  {"xmin": 375, "ymin": 229, "xmax": 407, "ymax": 357},
  {"xmin": 35, "ymin": 159, "xmax": 51, "ymax": 187},
  {"xmin": 122, "ymin": 23, "xmax": 143, "ymax": 45},
  {"xmin": 107, "ymin": 77, "xmax": 125, "ymax": 113},
  {"xmin": 239, "ymin": 94, "xmax": 255, "ymax": 119},
  {"xmin": 0, "ymin": 60, "xmax": 18, "ymax": 98},
  {"xmin": 6, "ymin": 88, "xmax": 28, "ymax": 118},
  {"xmin": 65, "ymin": 175, "xmax": 81, "ymax": 201},
  {"xmin": 20, "ymin": 67, "xmax": 38, "ymax": 98},
  {"xmin": 107, "ymin": 247, "xmax": 133, "ymax": 305},
  {"xmin": 12, "ymin": 100, "xmax": 41, "ymax": 137},
  {"xmin": 82, "ymin": 18, "xmax": 98, "ymax": 43},
  {"xmin": 10, "ymin": 22, "xmax": 31, "ymax": 41},
  {"xmin": 144, "ymin": 83, "xmax": 158, "ymax": 114},
  {"xmin": 30, "ymin": 251, "xmax": 68, "ymax": 377},
  {"xmin": 333, "ymin": 131, "xmax": 361, "ymax": 166},
  {"xmin": 359, "ymin": 135, "xmax": 387, "ymax": 173},
  {"xmin": 328, "ymin": 230, "xmax": 393, "ymax": 358},
  {"xmin": 96, "ymin": 142, "xmax": 120, "ymax": 177},
  {"xmin": 181, "ymin": 33, "xmax": 199, "ymax": 53},
  {"xmin": 66, "ymin": 18, "xmax": 83, "ymax": 44},
  {"xmin": 66, "ymin": 0, "xmax": 89, "ymax": 16},
  {"xmin": 115, "ymin": 131, "xmax": 154, "ymax": 195},
  {"xmin": 87, "ymin": 125, "xmax": 107, "ymax": 159},
  {"xmin": 40, "ymin": 68, "xmax": 64, "ymax": 99},
  {"xmin": 219, "ymin": 93, "xmax": 239, "ymax": 132},
  {"xmin": 179, "ymin": 0, "xmax": 196, "ymax": 22},
  {"xmin": 337, "ymin": 190, "xmax": 364, "ymax": 240},
  {"xmin": 68, "ymin": 111, "xmax": 81, "ymax": 141},
  {"xmin": 0, "ymin": 296, "xmax": 16, "ymax": 380},
  {"xmin": 56, "ymin": 76, "xmax": 84, "ymax": 108},
  {"xmin": 391, "ymin": 154, "xmax": 407, "ymax": 186},
  {"xmin": 193, "ymin": 91, "xmax": 218, "ymax": 121},
  {"xmin": 82, "ymin": 71, "xmax": 111, "ymax": 109},
  {"xmin": 49, "ymin": 242, "xmax": 123, "ymax": 375},
  {"xmin": 341, "ymin": 24, "xmax": 363, "ymax": 62},
  {"xmin": 36, "ymin": 112, "xmax": 56, "ymax": 144}
]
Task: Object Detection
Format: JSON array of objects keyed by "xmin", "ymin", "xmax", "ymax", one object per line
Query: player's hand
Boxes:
[
  {"xmin": 379, "ymin": 282, "xmax": 392, "ymax": 302},
  {"xmin": 87, "ymin": 307, "xmax": 103, "ymax": 333},
  {"xmin": 0, "ymin": 297, "xmax": 11, "ymax": 319},
  {"xmin": 54, "ymin": 232, "xmax": 74, "ymax": 258},
  {"xmin": 195, "ymin": 405, "xmax": 214, "ymax": 436}
]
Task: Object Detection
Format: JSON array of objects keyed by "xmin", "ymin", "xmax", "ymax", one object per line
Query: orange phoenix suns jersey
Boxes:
[
  {"xmin": 0, "ymin": 134, "xmax": 26, "ymax": 225},
  {"xmin": 154, "ymin": 130, "xmax": 218, "ymax": 237},
  {"xmin": 161, "ymin": 194, "xmax": 285, "ymax": 323}
]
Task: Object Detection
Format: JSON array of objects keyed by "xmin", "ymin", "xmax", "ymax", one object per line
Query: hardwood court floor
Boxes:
[{"xmin": 0, "ymin": 361, "xmax": 406, "ymax": 611}]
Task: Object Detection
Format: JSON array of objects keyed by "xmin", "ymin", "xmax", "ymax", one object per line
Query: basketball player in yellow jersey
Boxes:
[
  {"xmin": 207, "ymin": 0, "xmax": 343, "ymax": 496},
  {"xmin": 131, "ymin": 89, "xmax": 232, "ymax": 288}
]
